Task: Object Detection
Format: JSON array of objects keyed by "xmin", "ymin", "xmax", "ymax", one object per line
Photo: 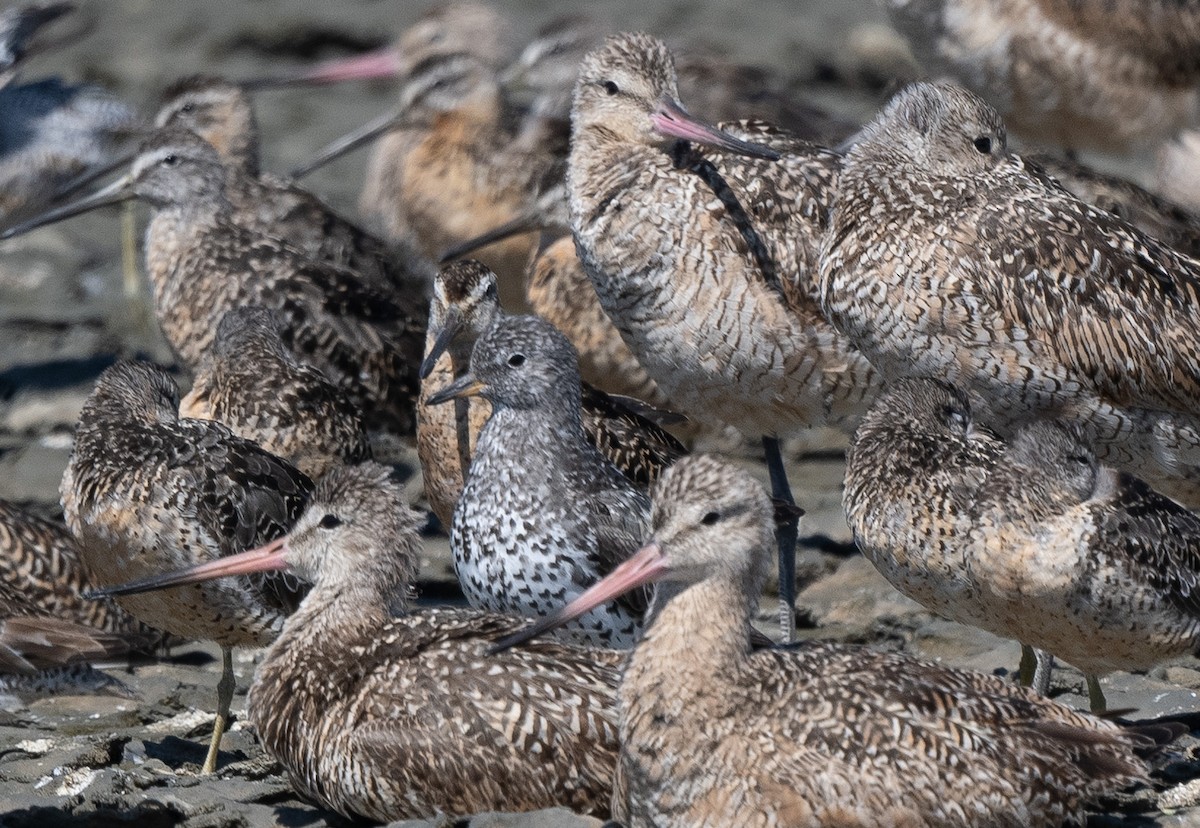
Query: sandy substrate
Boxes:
[{"xmin": 2, "ymin": 0, "xmax": 1200, "ymax": 825}]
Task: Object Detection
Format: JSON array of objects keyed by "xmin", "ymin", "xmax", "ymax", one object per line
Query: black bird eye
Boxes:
[
  {"xmin": 973, "ymin": 136, "xmax": 992, "ymax": 154},
  {"xmin": 318, "ymin": 514, "xmax": 342, "ymax": 529},
  {"xmin": 603, "ymin": 80, "xmax": 619, "ymax": 96},
  {"xmin": 507, "ymin": 353, "xmax": 526, "ymax": 367},
  {"xmin": 179, "ymin": 103, "xmax": 195, "ymax": 114},
  {"xmin": 484, "ymin": 281, "xmax": 498, "ymax": 300},
  {"xmin": 162, "ymin": 153, "xmax": 179, "ymax": 167},
  {"xmin": 942, "ymin": 404, "xmax": 968, "ymax": 431},
  {"xmin": 700, "ymin": 511, "xmax": 720, "ymax": 526}
]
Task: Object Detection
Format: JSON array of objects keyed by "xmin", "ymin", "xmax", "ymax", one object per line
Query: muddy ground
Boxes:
[{"xmin": 2, "ymin": 0, "xmax": 1200, "ymax": 825}]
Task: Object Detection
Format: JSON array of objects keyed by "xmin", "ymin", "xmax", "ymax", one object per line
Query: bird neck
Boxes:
[
  {"xmin": 475, "ymin": 398, "xmax": 586, "ymax": 462},
  {"xmin": 274, "ymin": 565, "xmax": 411, "ymax": 655},
  {"xmin": 630, "ymin": 577, "xmax": 754, "ymax": 685}
]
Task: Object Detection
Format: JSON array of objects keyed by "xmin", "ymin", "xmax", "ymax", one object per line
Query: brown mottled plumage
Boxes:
[
  {"xmin": 4, "ymin": 128, "xmax": 424, "ymax": 434},
  {"xmin": 526, "ymin": 234, "xmax": 665, "ymax": 405},
  {"xmin": 0, "ymin": 499, "xmax": 170, "ymax": 677},
  {"xmin": 845, "ymin": 377, "xmax": 1200, "ymax": 711},
  {"xmin": 822, "ymin": 81, "xmax": 1200, "ymax": 505},
  {"xmin": 567, "ymin": 31, "xmax": 879, "ymax": 640},
  {"xmin": 417, "ymin": 259, "xmax": 684, "ymax": 526},
  {"xmin": 63, "ymin": 360, "xmax": 312, "ymax": 771},
  {"xmin": 569, "ymin": 32, "xmax": 878, "ymax": 439},
  {"xmin": 500, "ymin": 454, "xmax": 1147, "ymax": 826},
  {"xmin": 97, "ymin": 463, "xmax": 621, "ymax": 821},
  {"xmin": 1032, "ymin": 153, "xmax": 1200, "ymax": 260},
  {"xmin": 885, "ymin": 0, "xmax": 1200, "ymax": 152},
  {"xmin": 153, "ymin": 75, "xmax": 434, "ymax": 293},
  {"xmin": 181, "ymin": 307, "xmax": 371, "ymax": 479}
]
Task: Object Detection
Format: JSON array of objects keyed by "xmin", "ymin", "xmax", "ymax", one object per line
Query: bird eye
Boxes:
[
  {"xmin": 973, "ymin": 136, "xmax": 992, "ymax": 154},
  {"xmin": 484, "ymin": 281, "xmax": 498, "ymax": 300},
  {"xmin": 318, "ymin": 514, "xmax": 342, "ymax": 529},
  {"xmin": 507, "ymin": 353, "xmax": 526, "ymax": 367},
  {"xmin": 603, "ymin": 80, "xmax": 620, "ymax": 96},
  {"xmin": 700, "ymin": 511, "xmax": 720, "ymax": 526},
  {"xmin": 179, "ymin": 103, "xmax": 195, "ymax": 114},
  {"xmin": 162, "ymin": 154, "xmax": 179, "ymax": 167},
  {"xmin": 941, "ymin": 404, "xmax": 969, "ymax": 431}
]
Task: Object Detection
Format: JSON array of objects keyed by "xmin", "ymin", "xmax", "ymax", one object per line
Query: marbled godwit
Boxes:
[
  {"xmin": 181, "ymin": 307, "xmax": 371, "ymax": 479},
  {"xmin": 152, "ymin": 75, "xmax": 434, "ymax": 293},
  {"xmin": 820, "ymin": 80, "xmax": 1200, "ymax": 505},
  {"xmin": 428, "ymin": 314, "xmax": 652, "ymax": 647},
  {"xmin": 1031, "ymin": 152, "xmax": 1200, "ymax": 260},
  {"xmin": 2, "ymin": 128, "xmax": 424, "ymax": 434},
  {"xmin": 495, "ymin": 453, "xmax": 1149, "ymax": 827},
  {"xmin": 95, "ymin": 462, "xmax": 620, "ymax": 821},
  {"xmin": 418, "ymin": 260, "xmax": 683, "ymax": 526},
  {"xmin": 64, "ymin": 361, "xmax": 312, "ymax": 773},
  {"xmin": 844, "ymin": 377, "xmax": 1200, "ymax": 712},
  {"xmin": 0, "ymin": 2, "xmax": 140, "ymax": 228},
  {"xmin": 885, "ymin": 0, "xmax": 1200, "ymax": 152},
  {"xmin": 567, "ymin": 32, "xmax": 881, "ymax": 638},
  {"xmin": 0, "ymin": 499, "xmax": 168, "ymax": 646},
  {"xmin": 0, "ymin": 498, "xmax": 170, "ymax": 691}
]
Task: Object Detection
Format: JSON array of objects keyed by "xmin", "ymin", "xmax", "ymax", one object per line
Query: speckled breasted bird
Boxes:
[
  {"xmin": 418, "ymin": 259, "xmax": 684, "ymax": 527},
  {"xmin": 429, "ymin": 314, "xmax": 651, "ymax": 647}
]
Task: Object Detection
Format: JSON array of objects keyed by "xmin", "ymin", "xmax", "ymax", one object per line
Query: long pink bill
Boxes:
[
  {"xmin": 241, "ymin": 47, "xmax": 403, "ymax": 90},
  {"xmin": 84, "ymin": 536, "xmax": 290, "ymax": 600},
  {"xmin": 651, "ymin": 97, "xmax": 780, "ymax": 161},
  {"xmin": 488, "ymin": 541, "xmax": 669, "ymax": 654}
]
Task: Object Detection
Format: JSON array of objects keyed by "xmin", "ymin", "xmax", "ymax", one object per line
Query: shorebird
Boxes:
[
  {"xmin": 152, "ymin": 75, "xmax": 434, "ymax": 293},
  {"xmin": 821, "ymin": 80, "xmax": 1200, "ymax": 505},
  {"xmin": 1, "ymin": 498, "xmax": 170, "ymax": 689},
  {"xmin": 428, "ymin": 314, "xmax": 652, "ymax": 647},
  {"xmin": 94, "ymin": 462, "xmax": 621, "ymax": 822},
  {"xmin": 494, "ymin": 454, "xmax": 1150, "ymax": 827},
  {"xmin": 567, "ymin": 32, "xmax": 882, "ymax": 638},
  {"xmin": 0, "ymin": 2, "xmax": 140, "ymax": 228},
  {"xmin": 63, "ymin": 361, "xmax": 312, "ymax": 773},
  {"xmin": 1032, "ymin": 152, "xmax": 1200, "ymax": 260},
  {"xmin": 273, "ymin": 2, "xmax": 541, "ymax": 305},
  {"xmin": 418, "ymin": 259, "xmax": 684, "ymax": 526},
  {"xmin": 2, "ymin": 128, "xmax": 424, "ymax": 434},
  {"xmin": 181, "ymin": 307, "xmax": 372, "ymax": 479},
  {"xmin": 884, "ymin": 0, "xmax": 1200, "ymax": 152},
  {"xmin": 844, "ymin": 377, "xmax": 1200, "ymax": 712}
]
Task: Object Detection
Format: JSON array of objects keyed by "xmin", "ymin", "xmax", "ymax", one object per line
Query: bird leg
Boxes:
[
  {"xmin": 1030, "ymin": 647, "xmax": 1055, "ymax": 696},
  {"xmin": 202, "ymin": 646, "xmax": 235, "ymax": 774},
  {"xmin": 763, "ymin": 436, "xmax": 798, "ymax": 643},
  {"xmin": 1086, "ymin": 674, "xmax": 1107, "ymax": 714}
]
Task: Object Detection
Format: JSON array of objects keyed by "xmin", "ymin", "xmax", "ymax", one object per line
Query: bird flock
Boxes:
[{"xmin": 5, "ymin": 0, "xmax": 1200, "ymax": 824}]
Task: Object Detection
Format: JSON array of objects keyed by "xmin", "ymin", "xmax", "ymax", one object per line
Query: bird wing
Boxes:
[
  {"xmin": 968, "ymin": 157, "xmax": 1200, "ymax": 416},
  {"xmin": 1090, "ymin": 473, "xmax": 1200, "ymax": 617}
]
